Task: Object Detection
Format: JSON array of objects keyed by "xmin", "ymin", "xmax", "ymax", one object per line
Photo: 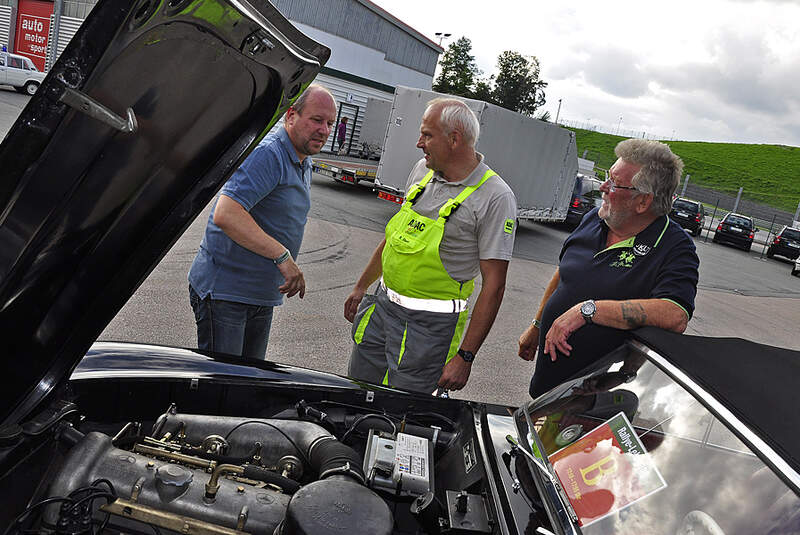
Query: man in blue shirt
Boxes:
[
  {"xmin": 518, "ymin": 139, "xmax": 699, "ymax": 397},
  {"xmin": 188, "ymin": 85, "xmax": 337, "ymax": 359}
]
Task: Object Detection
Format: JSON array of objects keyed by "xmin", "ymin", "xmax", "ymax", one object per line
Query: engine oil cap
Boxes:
[{"xmin": 555, "ymin": 424, "xmax": 583, "ymax": 447}]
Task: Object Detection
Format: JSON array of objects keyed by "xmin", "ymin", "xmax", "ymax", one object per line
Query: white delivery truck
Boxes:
[{"xmin": 374, "ymin": 86, "xmax": 578, "ymax": 223}]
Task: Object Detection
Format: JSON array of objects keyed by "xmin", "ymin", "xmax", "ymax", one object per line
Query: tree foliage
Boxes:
[
  {"xmin": 432, "ymin": 37, "xmax": 480, "ymax": 97},
  {"xmin": 492, "ymin": 51, "xmax": 547, "ymax": 115}
]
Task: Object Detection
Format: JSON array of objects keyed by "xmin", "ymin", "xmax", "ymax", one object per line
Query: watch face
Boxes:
[
  {"xmin": 458, "ymin": 349, "xmax": 475, "ymax": 362},
  {"xmin": 581, "ymin": 301, "xmax": 596, "ymax": 316}
]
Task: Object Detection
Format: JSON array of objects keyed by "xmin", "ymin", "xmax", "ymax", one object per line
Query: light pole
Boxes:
[
  {"xmin": 554, "ymin": 98, "xmax": 562, "ymax": 124},
  {"xmin": 435, "ymin": 32, "xmax": 452, "ymax": 46},
  {"xmin": 616, "ymin": 116, "xmax": 623, "ymax": 136}
]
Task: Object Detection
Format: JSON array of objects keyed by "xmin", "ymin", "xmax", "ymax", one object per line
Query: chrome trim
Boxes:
[
  {"xmin": 631, "ymin": 339, "xmax": 800, "ymax": 494},
  {"xmin": 473, "ymin": 408, "xmax": 510, "ymax": 535}
]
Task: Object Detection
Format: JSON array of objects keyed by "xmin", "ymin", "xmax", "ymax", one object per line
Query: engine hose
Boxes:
[
  {"xmin": 308, "ymin": 437, "xmax": 365, "ymax": 485},
  {"xmin": 242, "ymin": 465, "xmax": 302, "ymax": 494}
]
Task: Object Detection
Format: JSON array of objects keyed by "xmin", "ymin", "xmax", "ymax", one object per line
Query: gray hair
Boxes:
[
  {"xmin": 615, "ymin": 139, "xmax": 684, "ymax": 216},
  {"xmin": 291, "ymin": 84, "xmax": 335, "ymax": 115},
  {"xmin": 426, "ymin": 97, "xmax": 480, "ymax": 147}
]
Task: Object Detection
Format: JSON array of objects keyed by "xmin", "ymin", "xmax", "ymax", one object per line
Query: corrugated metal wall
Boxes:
[
  {"xmin": 271, "ymin": 0, "xmax": 437, "ymax": 76},
  {"xmin": 44, "ymin": 15, "xmax": 82, "ymax": 71},
  {"xmin": 63, "ymin": 0, "xmax": 96, "ymax": 19},
  {"xmin": 0, "ymin": 6, "xmax": 11, "ymax": 50}
]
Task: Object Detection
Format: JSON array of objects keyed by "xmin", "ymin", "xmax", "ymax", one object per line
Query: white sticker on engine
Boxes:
[{"xmin": 395, "ymin": 433, "xmax": 427, "ymax": 478}]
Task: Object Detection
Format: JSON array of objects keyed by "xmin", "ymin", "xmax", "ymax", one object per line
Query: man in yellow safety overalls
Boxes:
[{"xmin": 344, "ymin": 98, "xmax": 517, "ymax": 394}]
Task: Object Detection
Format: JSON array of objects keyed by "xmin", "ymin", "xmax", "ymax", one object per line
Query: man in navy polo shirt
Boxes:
[
  {"xmin": 518, "ymin": 139, "xmax": 699, "ymax": 397},
  {"xmin": 188, "ymin": 85, "xmax": 337, "ymax": 359}
]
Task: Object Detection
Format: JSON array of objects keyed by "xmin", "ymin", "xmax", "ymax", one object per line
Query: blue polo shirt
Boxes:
[
  {"xmin": 530, "ymin": 208, "xmax": 699, "ymax": 397},
  {"xmin": 188, "ymin": 127, "xmax": 312, "ymax": 306}
]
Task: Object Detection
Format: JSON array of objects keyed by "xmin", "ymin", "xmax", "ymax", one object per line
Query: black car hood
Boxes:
[{"xmin": 0, "ymin": 0, "xmax": 329, "ymax": 426}]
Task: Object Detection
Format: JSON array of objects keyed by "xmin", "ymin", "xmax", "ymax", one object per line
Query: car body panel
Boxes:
[
  {"xmin": 565, "ymin": 174, "xmax": 603, "ymax": 227},
  {"xmin": 669, "ymin": 197, "xmax": 705, "ymax": 236},
  {"xmin": 767, "ymin": 226, "xmax": 800, "ymax": 260},
  {"xmin": 713, "ymin": 212, "xmax": 755, "ymax": 250},
  {"xmin": 0, "ymin": 51, "xmax": 45, "ymax": 91}
]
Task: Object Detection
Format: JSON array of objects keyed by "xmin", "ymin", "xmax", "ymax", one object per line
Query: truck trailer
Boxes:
[{"xmin": 374, "ymin": 86, "xmax": 578, "ymax": 223}]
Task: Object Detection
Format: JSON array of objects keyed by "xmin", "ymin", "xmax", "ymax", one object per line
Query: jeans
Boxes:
[{"xmin": 189, "ymin": 285, "xmax": 274, "ymax": 360}]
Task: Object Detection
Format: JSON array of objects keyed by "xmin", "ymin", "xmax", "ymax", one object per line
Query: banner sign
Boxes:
[
  {"xmin": 548, "ymin": 412, "xmax": 667, "ymax": 527},
  {"xmin": 15, "ymin": 0, "xmax": 53, "ymax": 71}
]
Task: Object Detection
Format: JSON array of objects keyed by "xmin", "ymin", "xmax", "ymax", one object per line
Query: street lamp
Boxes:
[
  {"xmin": 616, "ymin": 116, "xmax": 623, "ymax": 136},
  {"xmin": 435, "ymin": 32, "xmax": 452, "ymax": 46}
]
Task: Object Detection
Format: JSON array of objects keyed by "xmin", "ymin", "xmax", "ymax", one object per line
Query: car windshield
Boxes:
[
  {"xmin": 514, "ymin": 343, "xmax": 798, "ymax": 534},
  {"xmin": 725, "ymin": 214, "xmax": 752, "ymax": 227},
  {"xmin": 672, "ymin": 199, "xmax": 698, "ymax": 211},
  {"xmin": 781, "ymin": 228, "xmax": 800, "ymax": 241}
]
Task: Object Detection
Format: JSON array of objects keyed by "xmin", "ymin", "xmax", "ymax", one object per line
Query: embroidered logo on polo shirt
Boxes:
[
  {"xmin": 633, "ymin": 244, "xmax": 651, "ymax": 256},
  {"xmin": 610, "ymin": 250, "xmax": 636, "ymax": 268},
  {"xmin": 504, "ymin": 219, "xmax": 514, "ymax": 234}
]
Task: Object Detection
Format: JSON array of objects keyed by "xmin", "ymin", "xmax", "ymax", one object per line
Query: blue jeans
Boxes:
[{"xmin": 189, "ymin": 285, "xmax": 273, "ymax": 360}]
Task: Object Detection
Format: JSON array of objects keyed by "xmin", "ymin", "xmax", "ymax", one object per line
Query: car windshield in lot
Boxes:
[
  {"xmin": 782, "ymin": 228, "xmax": 800, "ymax": 240},
  {"xmin": 725, "ymin": 214, "xmax": 752, "ymax": 227},
  {"xmin": 514, "ymin": 344, "xmax": 798, "ymax": 533},
  {"xmin": 673, "ymin": 199, "xmax": 698, "ymax": 211}
]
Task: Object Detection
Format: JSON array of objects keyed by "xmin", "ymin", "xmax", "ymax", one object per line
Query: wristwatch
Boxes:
[
  {"xmin": 580, "ymin": 300, "xmax": 596, "ymax": 324},
  {"xmin": 457, "ymin": 348, "xmax": 475, "ymax": 363}
]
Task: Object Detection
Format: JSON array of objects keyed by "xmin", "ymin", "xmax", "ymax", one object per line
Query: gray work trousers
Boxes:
[{"xmin": 347, "ymin": 284, "xmax": 468, "ymax": 393}]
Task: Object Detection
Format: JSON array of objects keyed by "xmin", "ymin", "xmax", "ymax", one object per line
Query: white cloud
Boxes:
[{"xmin": 371, "ymin": 0, "xmax": 800, "ymax": 145}]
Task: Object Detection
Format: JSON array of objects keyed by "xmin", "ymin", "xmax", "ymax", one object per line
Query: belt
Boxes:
[{"xmin": 380, "ymin": 279, "xmax": 468, "ymax": 313}]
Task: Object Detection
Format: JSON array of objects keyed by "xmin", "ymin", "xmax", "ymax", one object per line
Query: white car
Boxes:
[
  {"xmin": 0, "ymin": 51, "xmax": 45, "ymax": 95},
  {"xmin": 792, "ymin": 255, "xmax": 800, "ymax": 276}
]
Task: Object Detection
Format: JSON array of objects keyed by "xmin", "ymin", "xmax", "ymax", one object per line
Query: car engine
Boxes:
[
  {"xmin": 39, "ymin": 404, "xmax": 404, "ymax": 534},
  {"xmin": 27, "ymin": 397, "xmax": 479, "ymax": 535}
]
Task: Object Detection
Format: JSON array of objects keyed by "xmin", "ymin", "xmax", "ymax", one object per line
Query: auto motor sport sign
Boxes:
[{"xmin": 14, "ymin": 0, "xmax": 53, "ymax": 72}]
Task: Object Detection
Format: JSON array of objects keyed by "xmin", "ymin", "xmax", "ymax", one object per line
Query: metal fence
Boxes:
[{"xmin": 581, "ymin": 149, "xmax": 799, "ymax": 231}]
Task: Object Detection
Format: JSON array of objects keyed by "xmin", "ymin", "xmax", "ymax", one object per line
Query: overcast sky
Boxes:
[{"xmin": 371, "ymin": 0, "xmax": 800, "ymax": 146}]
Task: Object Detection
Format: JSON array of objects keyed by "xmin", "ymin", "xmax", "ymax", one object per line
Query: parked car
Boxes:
[
  {"xmin": 669, "ymin": 197, "xmax": 706, "ymax": 236},
  {"xmin": 1, "ymin": 1, "xmax": 799, "ymax": 534},
  {"xmin": 565, "ymin": 173, "xmax": 603, "ymax": 227},
  {"xmin": 793, "ymin": 255, "xmax": 800, "ymax": 276},
  {"xmin": 713, "ymin": 212, "xmax": 757, "ymax": 251},
  {"xmin": 0, "ymin": 51, "xmax": 45, "ymax": 95},
  {"xmin": 767, "ymin": 225, "xmax": 800, "ymax": 261}
]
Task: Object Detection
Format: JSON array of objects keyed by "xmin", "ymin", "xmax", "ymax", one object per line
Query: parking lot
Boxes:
[
  {"xmin": 2, "ymin": 94, "xmax": 797, "ymax": 407},
  {"xmin": 99, "ymin": 171, "xmax": 800, "ymax": 408}
]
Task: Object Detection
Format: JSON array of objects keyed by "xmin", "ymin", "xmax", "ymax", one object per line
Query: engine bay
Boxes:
[{"xmin": 6, "ymin": 371, "xmax": 506, "ymax": 535}]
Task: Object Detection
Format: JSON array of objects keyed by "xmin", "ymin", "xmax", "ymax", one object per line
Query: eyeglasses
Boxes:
[{"xmin": 604, "ymin": 176, "xmax": 639, "ymax": 193}]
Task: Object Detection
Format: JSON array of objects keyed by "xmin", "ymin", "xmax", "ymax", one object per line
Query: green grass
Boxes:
[{"xmin": 567, "ymin": 127, "xmax": 800, "ymax": 212}]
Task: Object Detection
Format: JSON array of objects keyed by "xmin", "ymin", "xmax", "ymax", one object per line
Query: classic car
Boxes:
[{"xmin": 1, "ymin": 0, "xmax": 799, "ymax": 534}]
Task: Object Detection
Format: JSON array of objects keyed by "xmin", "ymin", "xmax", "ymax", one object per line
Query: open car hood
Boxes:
[{"xmin": 0, "ymin": 0, "xmax": 329, "ymax": 426}]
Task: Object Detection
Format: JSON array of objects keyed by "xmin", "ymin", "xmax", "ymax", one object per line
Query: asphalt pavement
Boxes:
[
  {"xmin": 100, "ymin": 172, "xmax": 800, "ymax": 408},
  {"xmin": 2, "ymin": 94, "xmax": 797, "ymax": 406}
]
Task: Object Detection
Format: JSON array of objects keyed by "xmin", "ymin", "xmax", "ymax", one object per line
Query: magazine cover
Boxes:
[{"xmin": 548, "ymin": 411, "xmax": 667, "ymax": 526}]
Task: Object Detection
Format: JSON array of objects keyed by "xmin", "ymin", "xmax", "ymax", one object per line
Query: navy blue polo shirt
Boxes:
[{"xmin": 530, "ymin": 208, "xmax": 699, "ymax": 397}]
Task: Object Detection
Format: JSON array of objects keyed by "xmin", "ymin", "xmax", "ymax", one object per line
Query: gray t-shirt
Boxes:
[{"xmin": 402, "ymin": 155, "xmax": 517, "ymax": 282}]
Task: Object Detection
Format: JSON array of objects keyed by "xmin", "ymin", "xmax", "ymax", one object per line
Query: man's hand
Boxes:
[
  {"xmin": 544, "ymin": 303, "xmax": 585, "ymax": 360},
  {"xmin": 277, "ymin": 258, "xmax": 305, "ymax": 298},
  {"xmin": 343, "ymin": 287, "xmax": 366, "ymax": 323},
  {"xmin": 518, "ymin": 324, "xmax": 540, "ymax": 361},
  {"xmin": 437, "ymin": 357, "xmax": 472, "ymax": 391}
]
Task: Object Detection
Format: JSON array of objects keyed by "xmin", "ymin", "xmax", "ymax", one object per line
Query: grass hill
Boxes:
[{"xmin": 566, "ymin": 127, "xmax": 800, "ymax": 212}]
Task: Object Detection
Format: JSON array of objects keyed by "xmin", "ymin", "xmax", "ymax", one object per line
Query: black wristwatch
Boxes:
[
  {"xmin": 457, "ymin": 348, "xmax": 475, "ymax": 363},
  {"xmin": 580, "ymin": 299, "xmax": 596, "ymax": 324}
]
